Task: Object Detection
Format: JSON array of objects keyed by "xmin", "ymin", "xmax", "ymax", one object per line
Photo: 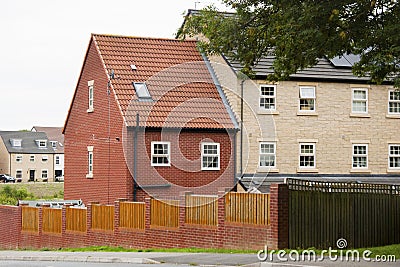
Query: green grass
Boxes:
[{"xmin": 52, "ymin": 243, "xmax": 400, "ymax": 259}]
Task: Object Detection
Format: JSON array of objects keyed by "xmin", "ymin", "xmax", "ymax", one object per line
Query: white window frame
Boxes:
[
  {"xmin": 42, "ymin": 155, "xmax": 48, "ymax": 162},
  {"xmin": 36, "ymin": 140, "xmax": 47, "ymax": 148},
  {"xmin": 299, "ymin": 86, "xmax": 316, "ymax": 112},
  {"xmin": 259, "ymin": 142, "xmax": 276, "ymax": 168},
  {"xmin": 10, "ymin": 139, "xmax": 22, "ymax": 147},
  {"xmin": 16, "ymin": 155, "xmax": 22, "ymax": 162},
  {"xmin": 352, "ymin": 88, "xmax": 368, "ymax": 114},
  {"xmin": 388, "ymin": 144, "xmax": 400, "ymax": 170},
  {"xmin": 41, "ymin": 169, "xmax": 48, "ymax": 179},
  {"xmin": 30, "ymin": 155, "xmax": 35, "ymax": 162},
  {"xmin": 201, "ymin": 142, "xmax": 220, "ymax": 171},
  {"xmin": 352, "ymin": 144, "xmax": 368, "ymax": 169},
  {"xmin": 87, "ymin": 146, "xmax": 94, "ymax": 178},
  {"xmin": 88, "ymin": 80, "xmax": 94, "ymax": 112},
  {"xmin": 15, "ymin": 169, "xmax": 22, "ymax": 179},
  {"xmin": 50, "ymin": 141, "xmax": 58, "ymax": 149},
  {"xmin": 55, "ymin": 155, "xmax": 60, "ymax": 165},
  {"xmin": 133, "ymin": 82, "xmax": 151, "ymax": 99},
  {"xmin": 299, "ymin": 143, "xmax": 316, "ymax": 169},
  {"xmin": 259, "ymin": 85, "xmax": 276, "ymax": 110},
  {"xmin": 151, "ymin": 141, "xmax": 171, "ymax": 167},
  {"xmin": 388, "ymin": 90, "xmax": 400, "ymax": 115}
]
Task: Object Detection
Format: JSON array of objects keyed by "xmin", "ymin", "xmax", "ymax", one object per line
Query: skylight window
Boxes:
[{"xmin": 133, "ymin": 82, "xmax": 151, "ymax": 99}]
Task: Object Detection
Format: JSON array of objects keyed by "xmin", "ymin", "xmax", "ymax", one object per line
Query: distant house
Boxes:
[
  {"xmin": 180, "ymin": 9, "xmax": 400, "ymax": 192},
  {"xmin": 32, "ymin": 126, "xmax": 64, "ymax": 178},
  {"xmin": 63, "ymin": 34, "xmax": 238, "ymax": 204},
  {"xmin": 0, "ymin": 131, "xmax": 55, "ymax": 182}
]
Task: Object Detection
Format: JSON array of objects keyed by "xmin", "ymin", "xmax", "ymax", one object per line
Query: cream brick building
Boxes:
[
  {"xmin": 0, "ymin": 131, "xmax": 55, "ymax": 182},
  {"xmin": 208, "ymin": 55, "xmax": 400, "ymax": 190}
]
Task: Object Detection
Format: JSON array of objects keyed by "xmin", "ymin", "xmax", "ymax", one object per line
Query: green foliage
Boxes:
[
  {"xmin": 0, "ymin": 185, "xmax": 34, "ymax": 205},
  {"xmin": 180, "ymin": 0, "xmax": 400, "ymax": 87}
]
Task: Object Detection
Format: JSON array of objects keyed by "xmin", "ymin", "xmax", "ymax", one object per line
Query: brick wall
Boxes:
[{"xmin": 0, "ymin": 184, "xmax": 289, "ymax": 250}]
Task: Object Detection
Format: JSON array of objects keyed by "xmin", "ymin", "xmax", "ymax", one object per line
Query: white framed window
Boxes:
[
  {"xmin": 50, "ymin": 141, "xmax": 58, "ymax": 149},
  {"xmin": 16, "ymin": 170, "xmax": 22, "ymax": 179},
  {"xmin": 259, "ymin": 142, "xmax": 276, "ymax": 168},
  {"xmin": 55, "ymin": 156, "xmax": 60, "ymax": 165},
  {"xmin": 36, "ymin": 140, "xmax": 47, "ymax": 148},
  {"xmin": 133, "ymin": 82, "xmax": 151, "ymax": 99},
  {"xmin": 299, "ymin": 86, "xmax": 316, "ymax": 111},
  {"xmin": 30, "ymin": 155, "xmax": 35, "ymax": 162},
  {"xmin": 42, "ymin": 155, "xmax": 48, "ymax": 162},
  {"xmin": 201, "ymin": 142, "xmax": 220, "ymax": 170},
  {"xmin": 16, "ymin": 155, "xmax": 22, "ymax": 162},
  {"xmin": 41, "ymin": 169, "xmax": 48, "ymax": 179},
  {"xmin": 388, "ymin": 90, "xmax": 400, "ymax": 114},
  {"xmin": 259, "ymin": 85, "xmax": 276, "ymax": 110},
  {"xmin": 10, "ymin": 139, "xmax": 22, "ymax": 147},
  {"xmin": 151, "ymin": 142, "xmax": 170, "ymax": 166},
  {"xmin": 389, "ymin": 144, "xmax": 400, "ymax": 170},
  {"xmin": 352, "ymin": 88, "xmax": 368, "ymax": 113},
  {"xmin": 87, "ymin": 146, "xmax": 94, "ymax": 177},
  {"xmin": 352, "ymin": 144, "xmax": 368, "ymax": 168},
  {"xmin": 299, "ymin": 143, "xmax": 316, "ymax": 168},
  {"xmin": 88, "ymin": 80, "xmax": 94, "ymax": 111}
]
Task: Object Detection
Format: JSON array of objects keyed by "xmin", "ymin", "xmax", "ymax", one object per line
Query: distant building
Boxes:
[
  {"xmin": 32, "ymin": 126, "xmax": 64, "ymax": 178},
  {"xmin": 0, "ymin": 131, "xmax": 55, "ymax": 182}
]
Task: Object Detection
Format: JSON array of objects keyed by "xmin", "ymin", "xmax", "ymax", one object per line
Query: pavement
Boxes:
[{"xmin": 0, "ymin": 251, "xmax": 260, "ymax": 265}]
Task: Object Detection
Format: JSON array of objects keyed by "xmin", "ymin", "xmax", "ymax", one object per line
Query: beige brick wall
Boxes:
[{"xmin": 210, "ymin": 56, "xmax": 400, "ymax": 175}]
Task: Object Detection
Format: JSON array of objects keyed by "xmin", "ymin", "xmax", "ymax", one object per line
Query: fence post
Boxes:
[
  {"xmin": 114, "ymin": 199, "xmax": 125, "ymax": 232},
  {"xmin": 217, "ymin": 190, "xmax": 226, "ymax": 248},
  {"xmin": 268, "ymin": 183, "xmax": 289, "ymax": 249},
  {"xmin": 145, "ymin": 197, "xmax": 151, "ymax": 229}
]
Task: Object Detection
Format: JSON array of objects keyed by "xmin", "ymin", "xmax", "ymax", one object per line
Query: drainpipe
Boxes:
[
  {"xmin": 240, "ymin": 79, "xmax": 244, "ymax": 178},
  {"xmin": 133, "ymin": 113, "xmax": 139, "ymax": 201}
]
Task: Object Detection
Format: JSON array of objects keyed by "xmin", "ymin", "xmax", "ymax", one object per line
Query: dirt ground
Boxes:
[{"xmin": 0, "ymin": 182, "xmax": 64, "ymax": 199}]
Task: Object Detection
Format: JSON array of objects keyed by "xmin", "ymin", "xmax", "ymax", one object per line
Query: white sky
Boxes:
[{"xmin": 0, "ymin": 0, "xmax": 230, "ymax": 131}]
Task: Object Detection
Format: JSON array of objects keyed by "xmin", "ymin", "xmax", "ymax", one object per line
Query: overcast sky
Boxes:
[{"xmin": 0, "ymin": 0, "xmax": 230, "ymax": 131}]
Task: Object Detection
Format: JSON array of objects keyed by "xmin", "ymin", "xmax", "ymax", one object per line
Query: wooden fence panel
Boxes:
[
  {"xmin": 66, "ymin": 207, "xmax": 87, "ymax": 232},
  {"xmin": 150, "ymin": 199, "xmax": 179, "ymax": 228},
  {"xmin": 91, "ymin": 205, "xmax": 114, "ymax": 231},
  {"xmin": 119, "ymin": 202, "xmax": 145, "ymax": 230},
  {"xmin": 42, "ymin": 208, "xmax": 62, "ymax": 234},
  {"xmin": 225, "ymin": 192, "xmax": 270, "ymax": 225},
  {"xmin": 185, "ymin": 195, "xmax": 218, "ymax": 226},
  {"xmin": 287, "ymin": 178, "xmax": 400, "ymax": 249},
  {"xmin": 22, "ymin": 206, "xmax": 39, "ymax": 232}
]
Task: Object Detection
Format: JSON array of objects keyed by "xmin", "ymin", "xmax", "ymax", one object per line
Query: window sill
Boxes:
[
  {"xmin": 350, "ymin": 169, "xmax": 371, "ymax": 173},
  {"xmin": 386, "ymin": 114, "xmax": 400, "ymax": 119},
  {"xmin": 151, "ymin": 164, "xmax": 171, "ymax": 167},
  {"xmin": 297, "ymin": 112, "xmax": 318, "ymax": 116},
  {"xmin": 387, "ymin": 169, "xmax": 400, "ymax": 173},
  {"xmin": 87, "ymin": 108, "xmax": 94, "ymax": 113},
  {"xmin": 350, "ymin": 113, "xmax": 370, "ymax": 118},
  {"xmin": 86, "ymin": 174, "xmax": 93, "ymax": 179},
  {"xmin": 201, "ymin": 168, "xmax": 221, "ymax": 171},
  {"xmin": 297, "ymin": 168, "xmax": 319, "ymax": 173},
  {"xmin": 257, "ymin": 167, "xmax": 279, "ymax": 173},
  {"xmin": 258, "ymin": 110, "xmax": 280, "ymax": 115}
]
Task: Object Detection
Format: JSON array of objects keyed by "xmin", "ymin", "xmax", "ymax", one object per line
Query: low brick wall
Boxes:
[{"xmin": 0, "ymin": 184, "xmax": 289, "ymax": 250}]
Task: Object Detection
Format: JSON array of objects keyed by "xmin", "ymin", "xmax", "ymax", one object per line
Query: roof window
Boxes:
[
  {"xmin": 10, "ymin": 139, "xmax": 22, "ymax": 147},
  {"xmin": 133, "ymin": 82, "xmax": 151, "ymax": 100}
]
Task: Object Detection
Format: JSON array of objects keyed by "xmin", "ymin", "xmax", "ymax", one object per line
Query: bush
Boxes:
[{"xmin": 0, "ymin": 185, "xmax": 34, "ymax": 205}]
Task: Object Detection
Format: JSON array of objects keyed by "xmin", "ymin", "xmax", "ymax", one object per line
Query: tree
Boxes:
[{"xmin": 179, "ymin": 0, "xmax": 400, "ymax": 87}]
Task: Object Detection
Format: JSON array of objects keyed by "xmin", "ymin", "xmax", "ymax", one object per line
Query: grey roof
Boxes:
[
  {"xmin": 0, "ymin": 131, "xmax": 55, "ymax": 154},
  {"xmin": 226, "ymin": 54, "xmax": 372, "ymax": 82},
  {"xmin": 31, "ymin": 126, "xmax": 64, "ymax": 153}
]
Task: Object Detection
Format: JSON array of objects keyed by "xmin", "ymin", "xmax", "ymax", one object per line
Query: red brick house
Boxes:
[{"xmin": 63, "ymin": 34, "xmax": 238, "ymax": 204}]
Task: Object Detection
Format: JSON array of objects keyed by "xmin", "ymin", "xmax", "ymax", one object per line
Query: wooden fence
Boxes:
[
  {"xmin": 91, "ymin": 204, "xmax": 114, "ymax": 231},
  {"xmin": 21, "ymin": 206, "xmax": 39, "ymax": 232},
  {"xmin": 288, "ymin": 178, "xmax": 400, "ymax": 249},
  {"xmin": 42, "ymin": 207, "xmax": 62, "ymax": 234},
  {"xmin": 150, "ymin": 199, "xmax": 179, "ymax": 228},
  {"xmin": 185, "ymin": 195, "xmax": 218, "ymax": 226},
  {"xmin": 66, "ymin": 207, "xmax": 87, "ymax": 232},
  {"xmin": 225, "ymin": 192, "xmax": 270, "ymax": 225},
  {"xmin": 119, "ymin": 202, "xmax": 145, "ymax": 230}
]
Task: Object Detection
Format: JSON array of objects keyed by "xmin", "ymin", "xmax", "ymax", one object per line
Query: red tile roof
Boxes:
[{"xmin": 93, "ymin": 34, "xmax": 234, "ymax": 129}]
